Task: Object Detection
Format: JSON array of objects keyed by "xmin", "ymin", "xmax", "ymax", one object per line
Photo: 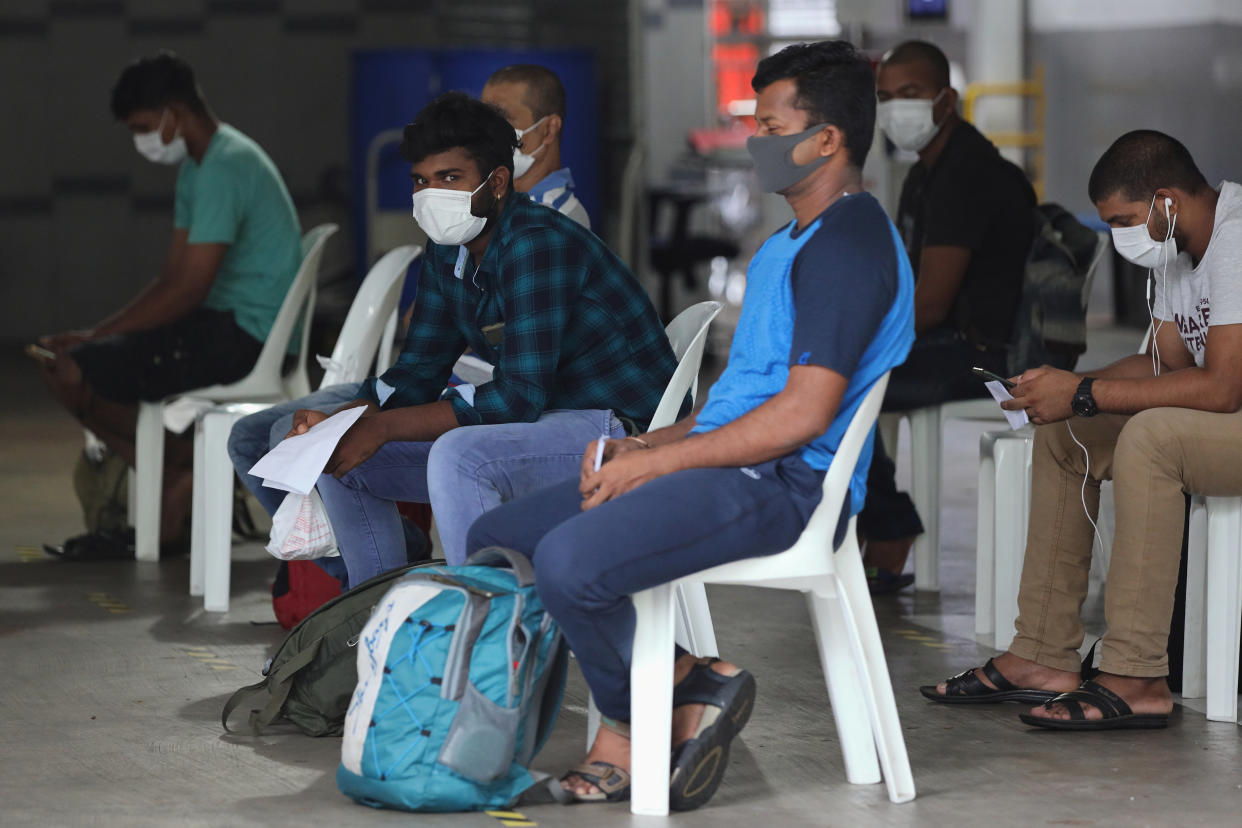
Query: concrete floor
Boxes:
[{"xmin": 3, "ymin": 326, "xmax": 1241, "ymax": 828}]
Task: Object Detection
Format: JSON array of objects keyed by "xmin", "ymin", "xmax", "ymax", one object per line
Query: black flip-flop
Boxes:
[
  {"xmin": 668, "ymin": 660, "xmax": 756, "ymax": 812},
  {"xmin": 1018, "ymin": 679, "xmax": 1170, "ymax": 731},
  {"xmin": 920, "ymin": 658, "xmax": 1060, "ymax": 705},
  {"xmin": 867, "ymin": 567, "xmax": 915, "ymax": 595},
  {"xmin": 43, "ymin": 530, "xmax": 132, "ymax": 561}
]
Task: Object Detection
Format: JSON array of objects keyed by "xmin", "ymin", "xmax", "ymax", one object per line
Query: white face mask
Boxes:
[
  {"xmin": 411, "ymin": 170, "xmax": 497, "ymax": 246},
  {"xmin": 133, "ymin": 109, "xmax": 187, "ymax": 165},
  {"xmin": 876, "ymin": 89, "xmax": 947, "ymax": 153},
  {"xmin": 512, "ymin": 115, "xmax": 548, "ymax": 179},
  {"xmin": 1111, "ymin": 194, "xmax": 1177, "ymax": 269}
]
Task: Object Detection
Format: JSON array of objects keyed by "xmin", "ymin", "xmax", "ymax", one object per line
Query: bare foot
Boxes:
[
  {"xmin": 1024, "ymin": 673, "xmax": 1173, "ymax": 721},
  {"xmin": 933, "ymin": 651, "xmax": 1080, "ymax": 697}
]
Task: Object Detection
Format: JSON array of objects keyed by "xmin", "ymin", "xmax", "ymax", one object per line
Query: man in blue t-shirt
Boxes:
[{"xmin": 466, "ymin": 42, "xmax": 915, "ymax": 811}]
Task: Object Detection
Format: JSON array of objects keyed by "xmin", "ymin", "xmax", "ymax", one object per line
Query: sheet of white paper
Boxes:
[
  {"xmin": 985, "ymin": 381, "xmax": 1029, "ymax": 430},
  {"xmin": 248, "ymin": 406, "xmax": 367, "ymax": 495}
]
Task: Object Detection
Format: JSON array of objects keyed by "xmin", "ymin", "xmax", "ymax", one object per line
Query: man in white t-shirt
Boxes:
[
  {"xmin": 922, "ymin": 130, "xmax": 1242, "ymax": 731},
  {"xmin": 482, "ymin": 63, "xmax": 590, "ymax": 229}
]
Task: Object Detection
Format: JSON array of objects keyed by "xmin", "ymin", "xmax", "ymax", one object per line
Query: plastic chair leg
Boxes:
[
  {"xmin": 805, "ymin": 585, "xmax": 880, "ymax": 785},
  {"xmin": 992, "ymin": 436, "xmax": 1030, "ymax": 652},
  {"xmin": 134, "ymin": 401, "xmax": 165, "ymax": 562},
  {"xmin": 877, "ymin": 413, "xmax": 902, "ymax": 470},
  {"xmin": 674, "ymin": 582, "xmax": 719, "ymax": 659},
  {"xmin": 834, "ymin": 539, "xmax": 916, "ymax": 803},
  {"xmin": 202, "ymin": 411, "xmax": 238, "ymax": 612},
  {"xmin": 976, "ymin": 432, "xmax": 999, "ymax": 641},
  {"xmin": 629, "ymin": 585, "xmax": 677, "ymax": 816},
  {"xmin": 1204, "ymin": 496, "xmax": 1242, "ymax": 722},
  {"xmin": 909, "ymin": 407, "xmax": 941, "ymax": 591},
  {"xmin": 1182, "ymin": 495, "xmax": 1208, "ymax": 698},
  {"xmin": 127, "ymin": 469, "xmax": 137, "ymax": 526},
  {"xmin": 585, "ymin": 694, "xmax": 600, "ymax": 752},
  {"xmin": 190, "ymin": 420, "xmax": 208, "ymax": 597}
]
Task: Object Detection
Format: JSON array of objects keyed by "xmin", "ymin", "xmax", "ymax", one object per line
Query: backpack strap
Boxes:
[
  {"xmin": 221, "ymin": 638, "xmax": 322, "ymax": 734},
  {"xmin": 465, "ymin": 546, "xmax": 535, "ymax": 587}
]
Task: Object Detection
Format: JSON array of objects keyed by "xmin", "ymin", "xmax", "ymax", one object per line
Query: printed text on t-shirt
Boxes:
[{"xmin": 1174, "ymin": 297, "xmax": 1211, "ymax": 354}]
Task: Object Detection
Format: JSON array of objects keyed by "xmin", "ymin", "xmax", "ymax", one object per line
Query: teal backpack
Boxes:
[{"xmin": 336, "ymin": 548, "xmax": 568, "ymax": 812}]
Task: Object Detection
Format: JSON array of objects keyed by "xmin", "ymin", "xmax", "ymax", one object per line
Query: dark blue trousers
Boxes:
[{"xmin": 465, "ymin": 453, "xmax": 825, "ymax": 721}]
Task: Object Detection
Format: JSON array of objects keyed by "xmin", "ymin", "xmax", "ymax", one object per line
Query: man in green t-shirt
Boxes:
[{"xmin": 38, "ymin": 50, "xmax": 302, "ymax": 556}]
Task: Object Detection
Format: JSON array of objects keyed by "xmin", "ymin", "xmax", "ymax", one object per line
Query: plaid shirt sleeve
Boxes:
[
  {"xmin": 360, "ymin": 252, "xmax": 464, "ymax": 409},
  {"xmin": 443, "ymin": 228, "xmax": 582, "ymax": 425}
]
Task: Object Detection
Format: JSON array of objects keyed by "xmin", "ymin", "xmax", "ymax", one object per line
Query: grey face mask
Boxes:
[{"xmin": 746, "ymin": 123, "xmax": 831, "ymax": 193}]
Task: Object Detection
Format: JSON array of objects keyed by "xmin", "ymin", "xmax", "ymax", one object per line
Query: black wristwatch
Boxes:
[{"xmin": 1071, "ymin": 377, "xmax": 1099, "ymax": 418}]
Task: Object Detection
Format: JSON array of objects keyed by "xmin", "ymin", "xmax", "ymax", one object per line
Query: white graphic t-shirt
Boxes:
[{"xmin": 1153, "ymin": 180, "xmax": 1242, "ymax": 367}]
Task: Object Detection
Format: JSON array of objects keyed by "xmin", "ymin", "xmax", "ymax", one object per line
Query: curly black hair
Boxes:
[
  {"xmin": 400, "ymin": 91, "xmax": 519, "ymax": 185},
  {"xmin": 752, "ymin": 41, "xmax": 876, "ymax": 169}
]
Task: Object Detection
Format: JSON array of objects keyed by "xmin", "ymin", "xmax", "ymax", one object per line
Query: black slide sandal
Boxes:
[
  {"xmin": 668, "ymin": 660, "xmax": 756, "ymax": 812},
  {"xmin": 1018, "ymin": 679, "xmax": 1170, "ymax": 731},
  {"xmin": 920, "ymin": 658, "xmax": 1060, "ymax": 705}
]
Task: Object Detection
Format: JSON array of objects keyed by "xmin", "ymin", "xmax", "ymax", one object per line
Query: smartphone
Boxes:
[
  {"xmin": 971, "ymin": 366, "xmax": 1015, "ymax": 390},
  {"xmin": 24, "ymin": 343, "xmax": 55, "ymax": 363}
]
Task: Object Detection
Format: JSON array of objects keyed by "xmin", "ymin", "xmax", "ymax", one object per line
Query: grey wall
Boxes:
[
  {"xmin": 1034, "ymin": 24, "xmax": 1242, "ymax": 213},
  {"xmin": 0, "ymin": 0, "xmax": 634, "ymax": 340}
]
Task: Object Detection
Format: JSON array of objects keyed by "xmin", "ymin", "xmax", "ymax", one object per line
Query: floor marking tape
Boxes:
[
  {"xmin": 486, "ymin": 811, "xmax": 536, "ymax": 827},
  {"xmin": 85, "ymin": 593, "xmax": 131, "ymax": 613}
]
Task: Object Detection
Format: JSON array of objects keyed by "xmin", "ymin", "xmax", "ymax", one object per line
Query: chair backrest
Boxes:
[
  {"xmin": 647, "ymin": 301, "xmax": 724, "ymax": 431},
  {"xmin": 319, "ymin": 244, "xmax": 420, "ymax": 388},
  {"xmin": 204, "ymin": 224, "xmax": 336, "ymax": 402},
  {"xmin": 613, "ymin": 141, "xmax": 646, "ymax": 269},
  {"xmin": 281, "ymin": 224, "xmax": 340, "ymax": 397},
  {"xmin": 801, "ymin": 372, "xmax": 892, "ymax": 545}
]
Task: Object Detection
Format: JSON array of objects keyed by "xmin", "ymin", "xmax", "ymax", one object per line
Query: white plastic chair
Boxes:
[
  {"xmin": 975, "ymin": 425, "xmax": 1034, "ymax": 649},
  {"xmin": 132, "ymin": 224, "xmax": 338, "ymax": 562},
  {"xmin": 1179, "ymin": 495, "xmax": 1242, "ymax": 723},
  {"xmin": 189, "ymin": 244, "xmax": 420, "ymax": 611},
  {"xmin": 627, "ymin": 374, "xmax": 915, "ymax": 815},
  {"xmin": 584, "ymin": 301, "xmax": 725, "ymax": 747},
  {"xmin": 655, "ymin": 300, "xmax": 726, "ymax": 659},
  {"xmin": 880, "ymin": 399, "xmax": 1007, "ymax": 591}
]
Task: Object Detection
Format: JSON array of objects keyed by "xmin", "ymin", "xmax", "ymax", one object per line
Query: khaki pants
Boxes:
[{"xmin": 1010, "ymin": 407, "xmax": 1242, "ymax": 676}]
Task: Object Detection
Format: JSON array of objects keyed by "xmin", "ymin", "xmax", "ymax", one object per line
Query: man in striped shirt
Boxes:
[{"xmin": 483, "ymin": 63, "xmax": 591, "ymax": 229}]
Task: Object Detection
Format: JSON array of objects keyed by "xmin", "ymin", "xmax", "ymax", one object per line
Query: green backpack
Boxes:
[{"xmin": 223, "ymin": 561, "xmax": 435, "ymax": 737}]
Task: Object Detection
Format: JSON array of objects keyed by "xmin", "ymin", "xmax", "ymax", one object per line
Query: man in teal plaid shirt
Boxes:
[{"xmin": 231, "ymin": 92, "xmax": 675, "ymax": 586}]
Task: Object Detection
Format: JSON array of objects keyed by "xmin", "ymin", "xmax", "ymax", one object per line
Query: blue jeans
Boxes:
[
  {"xmin": 464, "ymin": 453, "xmax": 826, "ymax": 721},
  {"xmin": 227, "ymin": 383, "xmax": 366, "ymax": 584},
  {"xmin": 318, "ymin": 408, "xmax": 626, "ymax": 587},
  {"xmin": 227, "ymin": 383, "xmax": 365, "ymax": 518}
]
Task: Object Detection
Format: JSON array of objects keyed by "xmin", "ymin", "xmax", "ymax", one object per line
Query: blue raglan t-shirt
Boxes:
[{"xmin": 690, "ymin": 191, "xmax": 915, "ymax": 515}]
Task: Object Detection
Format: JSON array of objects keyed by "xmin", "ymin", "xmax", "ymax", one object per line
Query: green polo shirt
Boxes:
[{"xmin": 173, "ymin": 123, "xmax": 301, "ymax": 344}]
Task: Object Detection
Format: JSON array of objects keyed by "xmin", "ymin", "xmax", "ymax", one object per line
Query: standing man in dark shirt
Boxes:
[{"xmin": 861, "ymin": 40, "xmax": 1037, "ymax": 591}]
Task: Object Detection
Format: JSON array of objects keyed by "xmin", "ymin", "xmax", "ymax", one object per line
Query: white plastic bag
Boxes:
[{"xmin": 266, "ymin": 489, "xmax": 339, "ymax": 561}]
